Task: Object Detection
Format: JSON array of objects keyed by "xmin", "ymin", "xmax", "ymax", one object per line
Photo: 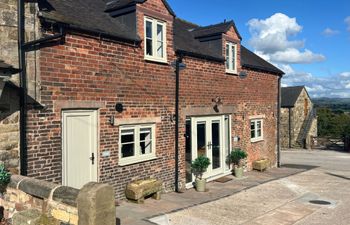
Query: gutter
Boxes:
[{"xmin": 277, "ymin": 76, "xmax": 282, "ymax": 167}]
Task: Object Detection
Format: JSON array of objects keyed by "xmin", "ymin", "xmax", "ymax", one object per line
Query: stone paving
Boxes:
[{"xmin": 116, "ymin": 165, "xmax": 309, "ymax": 225}]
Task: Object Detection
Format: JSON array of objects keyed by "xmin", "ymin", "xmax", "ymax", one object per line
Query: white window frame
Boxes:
[
  {"xmin": 226, "ymin": 42, "xmax": 237, "ymax": 74},
  {"xmin": 144, "ymin": 17, "xmax": 167, "ymax": 63},
  {"xmin": 119, "ymin": 123, "xmax": 156, "ymax": 166},
  {"xmin": 250, "ymin": 119, "xmax": 263, "ymax": 142}
]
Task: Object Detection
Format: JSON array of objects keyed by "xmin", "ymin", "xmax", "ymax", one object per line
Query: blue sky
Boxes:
[{"xmin": 167, "ymin": 0, "xmax": 350, "ymax": 98}]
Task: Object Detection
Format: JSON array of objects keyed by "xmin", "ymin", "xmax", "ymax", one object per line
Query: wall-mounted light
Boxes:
[
  {"xmin": 212, "ymin": 97, "xmax": 223, "ymax": 113},
  {"xmin": 115, "ymin": 103, "xmax": 124, "ymax": 113}
]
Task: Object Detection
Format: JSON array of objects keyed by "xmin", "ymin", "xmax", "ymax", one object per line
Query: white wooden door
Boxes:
[{"xmin": 62, "ymin": 110, "xmax": 98, "ymax": 189}]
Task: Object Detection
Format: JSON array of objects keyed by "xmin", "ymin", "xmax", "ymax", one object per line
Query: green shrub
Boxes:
[
  {"xmin": 0, "ymin": 164, "xmax": 11, "ymax": 192},
  {"xmin": 191, "ymin": 155, "xmax": 210, "ymax": 179},
  {"xmin": 229, "ymin": 148, "xmax": 248, "ymax": 167}
]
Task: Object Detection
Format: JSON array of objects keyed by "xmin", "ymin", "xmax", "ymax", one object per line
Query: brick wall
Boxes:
[{"xmin": 24, "ymin": 0, "xmax": 280, "ymax": 199}]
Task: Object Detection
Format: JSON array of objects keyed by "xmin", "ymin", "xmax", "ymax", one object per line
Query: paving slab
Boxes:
[{"xmin": 116, "ymin": 166, "xmax": 308, "ymax": 225}]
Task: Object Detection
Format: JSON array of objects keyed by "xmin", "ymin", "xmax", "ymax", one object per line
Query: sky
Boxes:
[{"xmin": 167, "ymin": 0, "xmax": 350, "ymax": 98}]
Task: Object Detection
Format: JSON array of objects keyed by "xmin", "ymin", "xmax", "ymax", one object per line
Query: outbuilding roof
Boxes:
[{"xmin": 281, "ymin": 86, "xmax": 305, "ymax": 107}]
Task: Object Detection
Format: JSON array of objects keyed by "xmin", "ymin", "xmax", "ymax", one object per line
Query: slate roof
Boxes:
[
  {"xmin": 0, "ymin": 60, "xmax": 19, "ymax": 75},
  {"xmin": 105, "ymin": 0, "xmax": 175, "ymax": 16},
  {"xmin": 38, "ymin": 0, "xmax": 141, "ymax": 42},
  {"xmin": 38, "ymin": 0, "xmax": 283, "ymax": 75},
  {"xmin": 241, "ymin": 46, "xmax": 284, "ymax": 74},
  {"xmin": 191, "ymin": 20, "xmax": 242, "ymax": 40},
  {"xmin": 173, "ymin": 18, "xmax": 224, "ymax": 61},
  {"xmin": 281, "ymin": 86, "xmax": 305, "ymax": 107}
]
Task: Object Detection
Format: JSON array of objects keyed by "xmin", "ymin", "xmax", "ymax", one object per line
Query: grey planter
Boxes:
[
  {"xmin": 195, "ymin": 178, "xmax": 206, "ymax": 192},
  {"xmin": 234, "ymin": 167, "xmax": 244, "ymax": 178}
]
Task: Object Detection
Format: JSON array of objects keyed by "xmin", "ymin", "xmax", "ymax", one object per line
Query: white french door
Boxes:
[{"xmin": 192, "ymin": 116, "xmax": 225, "ymax": 178}]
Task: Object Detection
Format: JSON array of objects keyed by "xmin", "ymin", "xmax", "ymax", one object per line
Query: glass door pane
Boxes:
[
  {"xmin": 197, "ymin": 122, "xmax": 207, "ymax": 157},
  {"xmin": 211, "ymin": 120, "xmax": 221, "ymax": 170}
]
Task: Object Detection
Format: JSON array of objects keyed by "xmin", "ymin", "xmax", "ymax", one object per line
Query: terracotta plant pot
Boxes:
[
  {"xmin": 195, "ymin": 178, "xmax": 206, "ymax": 192},
  {"xmin": 234, "ymin": 167, "xmax": 243, "ymax": 178}
]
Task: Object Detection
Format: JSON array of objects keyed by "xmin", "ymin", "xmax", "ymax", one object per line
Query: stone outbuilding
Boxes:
[{"xmin": 280, "ymin": 86, "xmax": 317, "ymax": 149}]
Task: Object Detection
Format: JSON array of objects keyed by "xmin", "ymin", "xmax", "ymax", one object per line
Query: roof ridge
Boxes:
[
  {"xmin": 192, "ymin": 20, "xmax": 233, "ymax": 31},
  {"xmin": 175, "ymin": 17, "xmax": 199, "ymax": 28}
]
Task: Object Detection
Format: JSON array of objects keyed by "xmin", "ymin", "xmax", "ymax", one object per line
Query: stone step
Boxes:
[{"xmin": 0, "ymin": 123, "xmax": 19, "ymax": 134}]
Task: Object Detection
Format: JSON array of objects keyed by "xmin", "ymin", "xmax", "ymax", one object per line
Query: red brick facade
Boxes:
[{"xmin": 25, "ymin": 0, "xmax": 280, "ymax": 199}]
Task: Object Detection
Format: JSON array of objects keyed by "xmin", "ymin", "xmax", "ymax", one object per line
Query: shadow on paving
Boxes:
[
  {"xmin": 116, "ymin": 166, "xmax": 316, "ymax": 225},
  {"xmin": 281, "ymin": 164, "xmax": 319, "ymax": 170},
  {"xmin": 325, "ymin": 172, "xmax": 350, "ymax": 181}
]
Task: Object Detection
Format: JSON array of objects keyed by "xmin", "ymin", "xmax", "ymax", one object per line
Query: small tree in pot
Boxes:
[
  {"xmin": 229, "ymin": 148, "xmax": 248, "ymax": 178},
  {"xmin": 191, "ymin": 155, "xmax": 210, "ymax": 192}
]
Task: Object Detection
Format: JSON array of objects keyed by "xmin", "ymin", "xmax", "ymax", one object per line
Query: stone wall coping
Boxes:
[{"xmin": 9, "ymin": 175, "xmax": 78, "ymax": 207}]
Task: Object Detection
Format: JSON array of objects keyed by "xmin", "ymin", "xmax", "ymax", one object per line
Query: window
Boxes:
[
  {"xmin": 226, "ymin": 42, "xmax": 237, "ymax": 74},
  {"xmin": 144, "ymin": 17, "xmax": 167, "ymax": 62},
  {"xmin": 250, "ymin": 119, "xmax": 263, "ymax": 142},
  {"xmin": 119, "ymin": 124, "xmax": 156, "ymax": 165}
]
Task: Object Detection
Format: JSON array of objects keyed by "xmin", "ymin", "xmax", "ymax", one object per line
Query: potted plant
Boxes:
[
  {"xmin": 0, "ymin": 164, "xmax": 10, "ymax": 194},
  {"xmin": 229, "ymin": 148, "xmax": 248, "ymax": 178},
  {"xmin": 191, "ymin": 155, "xmax": 210, "ymax": 192}
]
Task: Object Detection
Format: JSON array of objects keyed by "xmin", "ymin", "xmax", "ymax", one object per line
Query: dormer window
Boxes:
[
  {"xmin": 226, "ymin": 42, "xmax": 237, "ymax": 74},
  {"xmin": 144, "ymin": 17, "xmax": 167, "ymax": 63}
]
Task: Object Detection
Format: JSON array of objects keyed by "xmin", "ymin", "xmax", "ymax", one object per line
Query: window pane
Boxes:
[
  {"xmin": 146, "ymin": 39, "xmax": 153, "ymax": 56},
  {"xmin": 257, "ymin": 129, "xmax": 262, "ymax": 137},
  {"xmin": 231, "ymin": 45, "xmax": 236, "ymax": 70},
  {"xmin": 157, "ymin": 24, "xmax": 164, "ymax": 58},
  {"xmin": 146, "ymin": 21, "xmax": 152, "ymax": 38},
  {"xmin": 157, "ymin": 41, "xmax": 163, "ymax": 58},
  {"xmin": 226, "ymin": 44, "xmax": 230, "ymax": 69},
  {"xmin": 140, "ymin": 128, "xmax": 152, "ymax": 154},
  {"xmin": 157, "ymin": 24, "xmax": 163, "ymax": 42},
  {"xmin": 257, "ymin": 121, "xmax": 261, "ymax": 129},
  {"xmin": 121, "ymin": 129, "xmax": 134, "ymax": 143},
  {"xmin": 251, "ymin": 122, "xmax": 255, "ymax": 138},
  {"xmin": 121, "ymin": 143, "xmax": 134, "ymax": 158},
  {"xmin": 251, "ymin": 130, "xmax": 255, "ymax": 139}
]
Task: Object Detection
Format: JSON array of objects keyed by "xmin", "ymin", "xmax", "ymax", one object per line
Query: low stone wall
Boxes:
[{"xmin": 0, "ymin": 175, "xmax": 116, "ymax": 225}]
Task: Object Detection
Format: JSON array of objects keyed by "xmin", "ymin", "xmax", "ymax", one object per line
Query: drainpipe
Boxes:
[
  {"xmin": 277, "ymin": 76, "xmax": 282, "ymax": 168},
  {"xmin": 174, "ymin": 55, "xmax": 183, "ymax": 193},
  {"xmin": 18, "ymin": 0, "xmax": 27, "ymax": 176},
  {"xmin": 288, "ymin": 107, "xmax": 292, "ymax": 148}
]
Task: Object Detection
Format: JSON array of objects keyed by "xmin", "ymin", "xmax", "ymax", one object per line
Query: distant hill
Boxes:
[{"xmin": 313, "ymin": 98, "xmax": 350, "ymax": 112}]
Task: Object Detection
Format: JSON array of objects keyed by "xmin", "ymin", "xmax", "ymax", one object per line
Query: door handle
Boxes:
[
  {"xmin": 90, "ymin": 153, "xmax": 95, "ymax": 165},
  {"xmin": 207, "ymin": 142, "xmax": 212, "ymax": 149}
]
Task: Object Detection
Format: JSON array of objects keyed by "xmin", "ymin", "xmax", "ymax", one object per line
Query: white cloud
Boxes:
[
  {"xmin": 340, "ymin": 72, "xmax": 350, "ymax": 78},
  {"xmin": 322, "ymin": 28, "xmax": 339, "ymax": 37},
  {"xmin": 345, "ymin": 16, "xmax": 350, "ymax": 31},
  {"xmin": 247, "ymin": 13, "xmax": 325, "ymax": 64},
  {"xmin": 281, "ymin": 67, "xmax": 350, "ymax": 98}
]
